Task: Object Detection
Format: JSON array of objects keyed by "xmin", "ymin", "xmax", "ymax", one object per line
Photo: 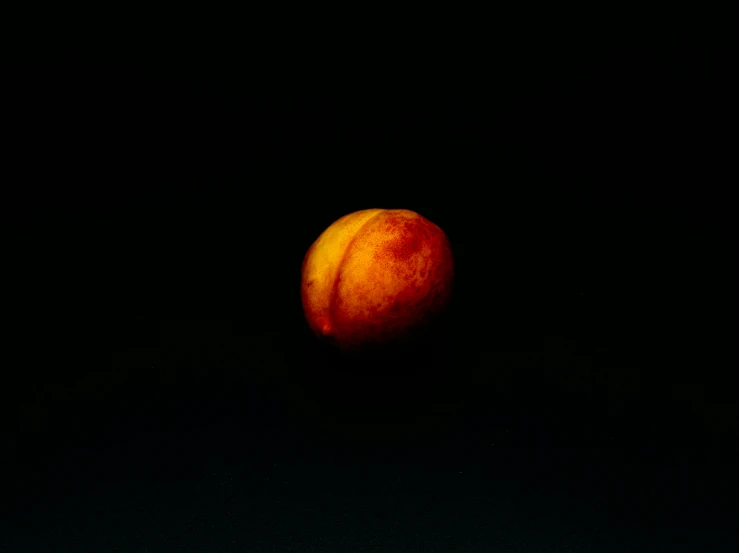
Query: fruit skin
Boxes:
[{"xmin": 301, "ymin": 208, "xmax": 454, "ymax": 351}]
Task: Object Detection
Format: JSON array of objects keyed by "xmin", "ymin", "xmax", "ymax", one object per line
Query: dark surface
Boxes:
[{"xmin": 4, "ymin": 38, "xmax": 736, "ymax": 551}]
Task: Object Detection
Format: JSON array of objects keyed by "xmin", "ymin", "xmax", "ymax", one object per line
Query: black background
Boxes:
[{"xmin": 3, "ymin": 35, "xmax": 737, "ymax": 551}]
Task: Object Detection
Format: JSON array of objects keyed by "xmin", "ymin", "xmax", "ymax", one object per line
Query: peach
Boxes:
[{"xmin": 300, "ymin": 208, "xmax": 454, "ymax": 351}]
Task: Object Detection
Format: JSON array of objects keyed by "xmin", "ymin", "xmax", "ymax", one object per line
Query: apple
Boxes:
[{"xmin": 300, "ymin": 208, "xmax": 454, "ymax": 351}]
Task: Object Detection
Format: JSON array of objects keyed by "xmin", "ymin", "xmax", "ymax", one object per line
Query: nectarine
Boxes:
[{"xmin": 300, "ymin": 208, "xmax": 454, "ymax": 351}]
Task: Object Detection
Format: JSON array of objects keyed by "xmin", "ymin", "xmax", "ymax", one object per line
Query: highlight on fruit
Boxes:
[{"xmin": 300, "ymin": 208, "xmax": 454, "ymax": 350}]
